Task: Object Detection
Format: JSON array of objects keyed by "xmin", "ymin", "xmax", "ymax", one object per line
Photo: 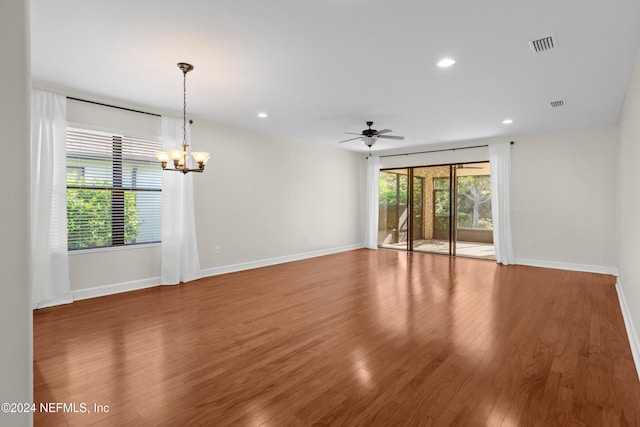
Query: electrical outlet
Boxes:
[{"xmin": 215, "ymin": 246, "xmax": 221, "ymax": 255}]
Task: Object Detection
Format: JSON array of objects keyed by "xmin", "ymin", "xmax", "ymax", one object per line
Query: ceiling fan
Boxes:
[{"xmin": 338, "ymin": 121, "xmax": 405, "ymax": 148}]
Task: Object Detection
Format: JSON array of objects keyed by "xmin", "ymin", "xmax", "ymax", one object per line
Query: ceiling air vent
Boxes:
[
  {"xmin": 529, "ymin": 35, "xmax": 556, "ymax": 54},
  {"xmin": 550, "ymin": 100, "xmax": 565, "ymax": 108}
]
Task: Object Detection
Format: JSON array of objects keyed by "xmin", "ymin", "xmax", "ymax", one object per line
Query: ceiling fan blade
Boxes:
[
  {"xmin": 376, "ymin": 129, "xmax": 392, "ymax": 135},
  {"xmin": 344, "ymin": 132, "xmax": 363, "ymax": 136},
  {"xmin": 338, "ymin": 136, "xmax": 363, "ymax": 143},
  {"xmin": 378, "ymin": 135, "xmax": 405, "ymax": 140}
]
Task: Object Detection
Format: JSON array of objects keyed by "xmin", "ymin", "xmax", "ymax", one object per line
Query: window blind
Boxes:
[{"xmin": 66, "ymin": 127, "xmax": 162, "ymax": 250}]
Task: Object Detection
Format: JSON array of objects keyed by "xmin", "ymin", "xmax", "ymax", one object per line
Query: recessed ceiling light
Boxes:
[
  {"xmin": 437, "ymin": 58, "xmax": 456, "ymax": 68},
  {"xmin": 502, "ymin": 119, "xmax": 513, "ymax": 124},
  {"xmin": 257, "ymin": 112, "xmax": 268, "ymax": 118}
]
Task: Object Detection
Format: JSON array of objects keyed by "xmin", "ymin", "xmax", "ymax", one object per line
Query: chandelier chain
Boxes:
[{"xmin": 183, "ymin": 68, "xmax": 187, "ymax": 149}]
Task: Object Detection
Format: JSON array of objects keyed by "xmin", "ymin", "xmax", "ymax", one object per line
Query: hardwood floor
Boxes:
[{"xmin": 34, "ymin": 249, "xmax": 640, "ymax": 426}]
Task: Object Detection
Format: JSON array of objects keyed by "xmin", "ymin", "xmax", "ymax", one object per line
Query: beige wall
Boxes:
[
  {"xmin": 511, "ymin": 126, "xmax": 618, "ymax": 269},
  {"xmin": 69, "ymin": 246, "xmax": 161, "ymax": 291},
  {"xmin": 65, "ymin": 106, "xmax": 618, "ymax": 290},
  {"xmin": 62, "ymin": 96, "xmax": 364, "ymax": 291},
  {"xmin": 618, "ymin": 48, "xmax": 640, "ymax": 345},
  {"xmin": 0, "ymin": 0, "xmax": 32, "ymax": 425},
  {"xmin": 191, "ymin": 120, "xmax": 364, "ymax": 268},
  {"xmin": 381, "ymin": 126, "xmax": 618, "ymax": 270},
  {"xmin": 44, "ymin": 64, "xmax": 620, "ymax": 301}
]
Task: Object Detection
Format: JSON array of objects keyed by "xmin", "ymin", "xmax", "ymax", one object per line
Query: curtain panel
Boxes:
[
  {"xmin": 364, "ymin": 156, "xmax": 380, "ymax": 249},
  {"xmin": 31, "ymin": 89, "xmax": 73, "ymax": 308},
  {"xmin": 160, "ymin": 116, "xmax": 201, "ymax": 284},
  {"xmin": 489, "ymin": 142, "xmax": 514, "ymax": 265}
]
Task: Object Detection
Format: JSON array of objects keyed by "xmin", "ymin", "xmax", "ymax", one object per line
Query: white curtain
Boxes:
[
  {"xmin": 489, "ymin": 142, "xmax": 514, "ymax": 265},
  {"xmin": 364, "ymin": 155, "xmax": 380, "ymax": 249},
  {"xmin": 31, "ymin": 89, "xmax": 73, "ymax": 309},
  {"xmin": 160, "ymin": 116, "xmax": 201, "ymax": 284}
]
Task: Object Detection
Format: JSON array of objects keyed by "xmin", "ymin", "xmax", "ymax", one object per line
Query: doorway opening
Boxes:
[{"xmin": 378, "ymin": 162, "xmax": 495, "ymax": 260}]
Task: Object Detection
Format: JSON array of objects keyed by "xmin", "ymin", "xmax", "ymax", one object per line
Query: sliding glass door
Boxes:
[
  {"xmin": 455, "ymin": 163, "xmax": 495, "ymax": 259},
  {"xmin": 411, "ymin": 166, "xmax": 452, "ymax": 255},
  {"xmin": 378, "ymin": 169, "xmax": 409, "ymax": 250},
  {"xmin": 378, "ymin": 162, "xmax": 495, "ymax": 260}
]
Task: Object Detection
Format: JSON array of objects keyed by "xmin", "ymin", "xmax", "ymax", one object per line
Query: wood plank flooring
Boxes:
[{"xmin": 33, "ymin": 249, "xmax": 640, "ymax": 426}]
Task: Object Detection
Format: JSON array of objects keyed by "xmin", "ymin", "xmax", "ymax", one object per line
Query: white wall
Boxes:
[
  {"xmin": 62, "ymin": 96, "xmax": 364, "ymax": 292},
  {"xmin": 0, "ymin": 0, "xmax": 32, "ymax": 425},
  {"xmin": 379, "ymin": 125, "xmax": 618, "ymax": 272},
  {"xmin": 618, "ymin": 49, "xmax": 640, "ymax": 352},
  {"xmin": 511, "ymin": 127, "xmax": 618, "ymax": 271}
]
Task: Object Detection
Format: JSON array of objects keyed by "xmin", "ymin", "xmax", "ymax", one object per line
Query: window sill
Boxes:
[{"xmin": 68, "ymin": 242, "xmax": 161, "ymax": 255}]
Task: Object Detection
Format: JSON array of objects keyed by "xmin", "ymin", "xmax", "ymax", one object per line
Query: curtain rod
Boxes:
[
  {"xmin": 67, "ymin": 96, "xmax": 161, "ymax": 118},
  {"xmin": 379, "ymin": 141, "xmax": 514, "ymax": 158}
]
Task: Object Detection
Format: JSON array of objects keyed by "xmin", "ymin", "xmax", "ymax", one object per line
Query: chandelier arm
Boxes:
[{"xmin": 163, "ymin": 167, "xmax": 203, "ymax": 174}]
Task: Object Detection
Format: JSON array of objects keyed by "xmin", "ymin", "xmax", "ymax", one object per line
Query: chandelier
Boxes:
[{"xmin": 156, "ymin": 62, "xmax": 210, "ymax": 173}]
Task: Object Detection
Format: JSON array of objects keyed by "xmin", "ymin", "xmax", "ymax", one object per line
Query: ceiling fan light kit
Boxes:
[{"xmin": 362, "ymin": 136, "xmax": 377, "ymax": 148}]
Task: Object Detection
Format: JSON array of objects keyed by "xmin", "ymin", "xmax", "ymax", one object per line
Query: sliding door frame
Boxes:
[
  {"xmin": 449, "ymin": 165, "xmax": 456, "ymax": 257},
  {"xmin": 408, "ymin": 168, "xmax": 414, "ymax": 252},
  {"xmin": 379, "ymin": 161, "xmax": 489, "ymax": 258}
]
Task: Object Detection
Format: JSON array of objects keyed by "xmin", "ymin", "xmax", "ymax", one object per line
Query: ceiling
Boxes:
[{"xmin": 31, "ymin": 0, "xmax": 640, "ymax": 153}]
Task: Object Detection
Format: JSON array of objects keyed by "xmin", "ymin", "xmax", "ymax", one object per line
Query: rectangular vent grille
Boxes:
[
  {"xmin": 529, "ymin": 35, "xmax": 556, "ymax": 53},
  {"xmin": 550, "ymin": 100, "xmax": 565, "ymax": 108}
]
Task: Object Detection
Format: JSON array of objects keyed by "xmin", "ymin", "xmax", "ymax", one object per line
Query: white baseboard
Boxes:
[
  {"xmin": 514, "ymin": 258, "xmax": 618, "ymax": 276},
  {"xmin": 69, "ymin": 244, "xmax": 365, "ymax": 302},
  {"xmin": 201, "ymin": 243, "xmax": 365, "ymax": 277},
  {"xmin": 71, "ymin": 276, "xmax": 160, "ymax": 301},
  {"xmin": 616, "ymin": 280, "xmax": 640, "ymax": 381}
]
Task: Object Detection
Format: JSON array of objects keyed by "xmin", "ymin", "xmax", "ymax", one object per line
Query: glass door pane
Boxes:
[
  {"xmin": 378, "ymin": 169, "xmax": 409, "ymax": 250},
  {"xmin": 412, "ymin": 174, "xmax": 424, "ymax": 244},
  {"xmin": 455, "ymin": 162, "xmax": 496, "ymax": 260},
  {"xmin": 412, "ymin": 166, "xmax": 451, "ymax": 255}
]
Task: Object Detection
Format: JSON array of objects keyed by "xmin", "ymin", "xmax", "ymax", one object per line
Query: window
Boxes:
[{"xmin": 66, "ymin": 127, "xmax": 162, "ymax": 250}]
